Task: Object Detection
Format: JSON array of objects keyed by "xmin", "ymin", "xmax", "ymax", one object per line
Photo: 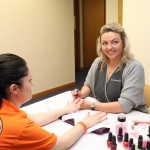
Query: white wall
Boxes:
[
  {"xmin": 106, "ymin": 0, "xmax": 118, "ymax": 24},
  {"xmin": 123, "ymin": 0, "xmax": 150, "ymax": 84},
  {"xmin": 0, "ymin": 0, "xmax": 75, "ymax": 94}
]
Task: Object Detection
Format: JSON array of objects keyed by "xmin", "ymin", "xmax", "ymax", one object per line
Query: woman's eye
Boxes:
[
  {"xmin": 112, "ymin": 41, "xmax": 118, "ymax": 44},
  {"xmin": 102, "ymin": 42, "xmax": 107, "ymax": 46}
]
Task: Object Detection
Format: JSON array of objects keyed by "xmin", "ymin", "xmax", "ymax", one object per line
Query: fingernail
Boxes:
[{"xmin": 80, "ymin": 104, "xmax": 82, "ymax": 107}]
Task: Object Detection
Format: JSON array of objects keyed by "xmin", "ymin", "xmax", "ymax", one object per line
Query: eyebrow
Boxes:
[{"xmin": 101, "ymin": 38, "xmax": 120, "ymax": 42}]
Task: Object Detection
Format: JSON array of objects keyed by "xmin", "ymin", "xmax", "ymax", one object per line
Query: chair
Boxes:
[{"xmin": 144, "ymin": 84, "xmax": 150, "ymax": 108}]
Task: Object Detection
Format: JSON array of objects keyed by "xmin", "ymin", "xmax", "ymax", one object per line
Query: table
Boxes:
[{"xmin": 21, "ymin": 91, "xmax": 150, "ymax": 150}]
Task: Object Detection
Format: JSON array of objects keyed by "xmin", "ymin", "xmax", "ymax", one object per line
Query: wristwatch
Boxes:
[{"xmin": 91, "ymin": 102, "xmax": 95, "ymax": 110}]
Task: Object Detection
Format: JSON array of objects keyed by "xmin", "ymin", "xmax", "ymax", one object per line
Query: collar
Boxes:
[{"xmin": 1, "ymin": 98, "xmax": 20, "ymax": 112}]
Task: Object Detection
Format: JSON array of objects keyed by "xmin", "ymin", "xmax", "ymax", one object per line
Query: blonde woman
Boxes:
[{"xmin": 72, "ymin": 22, "xmax": 148, "ymax": 114}]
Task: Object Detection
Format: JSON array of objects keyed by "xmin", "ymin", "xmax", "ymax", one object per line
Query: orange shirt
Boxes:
[{"xmin": 0, "ymin": 99, "xmax": 57, "ymax": 150}]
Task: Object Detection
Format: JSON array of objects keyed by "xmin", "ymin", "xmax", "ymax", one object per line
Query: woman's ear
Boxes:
[{"xmin": 9, "ymin": 84, "xmax": 18, "ymax": 94}]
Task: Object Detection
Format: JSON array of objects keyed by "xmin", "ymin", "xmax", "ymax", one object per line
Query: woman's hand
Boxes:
[
  {"xmin": 82, "ymin": 111, "xmax": 107, "ymax": 129},
  {"xmin": 71, "ymin": 89, "xmax": 82, "ymax": 99},
  {"xmin": 79, "ymin": 99, "xmax": 91, "ymax": 109},
  {"xmin": 65, "ymin": 99, "xmax": 84, "ymax": 113}
]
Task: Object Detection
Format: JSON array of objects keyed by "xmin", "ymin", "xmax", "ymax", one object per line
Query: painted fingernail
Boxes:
[{"xmin": 80, "ymin": 104, "xmax": 82, "ymax": 107}]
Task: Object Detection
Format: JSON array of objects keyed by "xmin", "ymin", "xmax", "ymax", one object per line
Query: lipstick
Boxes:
[
  {"xmin": 123, "ymin": 132, "xmax": 129, "ymax": 149},
  {"xmin": 129, "ymin": 138, "xmax": 133, "ymax": 150},
  {"xmin": 107, "ymin": 132, "xmax": 112, "ymax": 148},
  {"xmin": 117, "ymin": 127, "xmax": 123, "ymax": 142},
  {"xmin": 111, "ymin": 135, "xmax": 117, "ymax": 150}
]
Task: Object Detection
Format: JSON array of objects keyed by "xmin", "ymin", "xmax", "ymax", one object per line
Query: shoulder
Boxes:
[
  {"xmin": 91, "ymin": 57, "xmax": 101, "ymax": 67},
  {"xmin": 125, "ymin": 59, "xmax": 144, "ymax": 72}
]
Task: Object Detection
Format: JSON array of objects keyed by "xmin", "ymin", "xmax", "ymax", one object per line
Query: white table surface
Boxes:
[{"xmin": 21, "ymin": 91, "xmax": 150, "ymax": 150}]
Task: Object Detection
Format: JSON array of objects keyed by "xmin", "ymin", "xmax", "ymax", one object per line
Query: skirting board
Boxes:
[{"xmin": 32, "ymin": 81, "xmax": 76, "ymax": 100}]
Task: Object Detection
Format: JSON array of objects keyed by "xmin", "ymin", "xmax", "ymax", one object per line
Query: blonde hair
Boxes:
[{"xmin": 96, "ymin": 22, "xmax": 133, "ymax": 72}]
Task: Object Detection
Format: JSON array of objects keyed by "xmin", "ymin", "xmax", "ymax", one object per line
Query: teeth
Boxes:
[{"xmin": 108, "ymin": 51, "xmax": 115, "ymax": 54}]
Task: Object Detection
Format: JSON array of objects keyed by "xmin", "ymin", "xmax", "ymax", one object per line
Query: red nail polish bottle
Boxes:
[
  {"xmin": 123, "ymin": 132, "xmax": 129, "ymax": 149},
  {"xmin": 111, "ymin": 135, "xmax": 117, "ymax": 150},
  {"xmin": 107, "ymin": 132, "xmax": 112, "ymax": 148}
]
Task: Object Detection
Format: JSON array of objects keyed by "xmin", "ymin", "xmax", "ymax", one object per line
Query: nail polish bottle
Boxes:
[
  {"xmin": 111, "ymin": 135, "xmax": 117, "ymax": 150},
  {"xmin": 131, "ymin": 143, "xmax": 135, "ymax": 150},
  {"xmin": 107, "ymin": 132, "xmax": 112, "ymax": 148},
  {"xmin": 123, "ymin": 132, "xmax": 129, "ymax": 149},
  {"xmin": 143, "ymin": 135, "xmax": 148, "ymax": 148},
  {"xmin": 147, "ymin": 140, "xmax": 150, "ymax": 150},
  {"xmin": 147, "ymin": 125, "xmax": 150, "ymax": 138},
  {"xmin": 129, "ymin": 138, "xmax": 133, "ymax": 150},
  {"xmin": 116, "ymin": 113, "xmax": 127, "ymax": 135},
  {"xmin": 137, "ymin": 139, "xmax": 143, "ymax": 150},
  {"xmin": 117, "ymin": 127, "xmax": 123, "ymax": 142}
]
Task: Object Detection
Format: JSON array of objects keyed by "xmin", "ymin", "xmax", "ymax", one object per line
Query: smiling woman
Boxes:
[{"xmin": 71, "ymin": 22, "xmax": 148, "ymax": 114}]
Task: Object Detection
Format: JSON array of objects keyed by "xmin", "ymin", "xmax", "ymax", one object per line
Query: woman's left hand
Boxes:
[{"xmin": 65, "ymin": 99, "xmax": 84, "ymax": 113}]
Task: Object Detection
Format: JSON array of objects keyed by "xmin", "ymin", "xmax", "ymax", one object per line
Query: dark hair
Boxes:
[{"xmin": 0, "ymin": 53, "xmax": 28, "ymax": 106}]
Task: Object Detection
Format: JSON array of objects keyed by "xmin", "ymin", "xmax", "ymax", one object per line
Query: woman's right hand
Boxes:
[
  {"xmin": 81, "ymin": 111, "xmax": 107, "ymax": 129},
  {"xmin": 71, "ymin": 89, "xmax": 82, "ymax": 99}
]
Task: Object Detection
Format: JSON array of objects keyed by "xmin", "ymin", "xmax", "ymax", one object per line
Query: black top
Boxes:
[{"xmin": 94, "ymin": 62, "xmax": 125, "ymax": 102}]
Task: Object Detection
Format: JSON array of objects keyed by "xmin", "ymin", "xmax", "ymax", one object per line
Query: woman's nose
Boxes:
[{"xmin": 107, "ymin": 43, "xmax": 113, "ymax": 49}]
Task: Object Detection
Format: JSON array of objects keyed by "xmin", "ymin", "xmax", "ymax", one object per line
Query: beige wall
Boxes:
[
  {"xmin": 0, "ymin": 0, "xmax": 75, "ymax": 94},
  {"xmin": 106, "ymin": 0, "xmax": 118, "ymax": 24},
  {"xmin": 123, "ymin": 0, "xmax": 150, "ymax": 84},
  {"xmin": 0, "ymin": 0, "xmax": 120, "ymax": 95}
]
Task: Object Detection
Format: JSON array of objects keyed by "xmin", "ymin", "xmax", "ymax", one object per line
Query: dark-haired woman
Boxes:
[{"xmin": 0, "ymin": 53, "xmax": 107, "ymax": 150}]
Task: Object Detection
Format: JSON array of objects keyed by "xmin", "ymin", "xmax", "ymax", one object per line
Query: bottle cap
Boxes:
[
  {"xmin": 118, "ymin": 127, "xmax": 122, "ymax": 136},
  {"xmin": 124, "ymin": 133, "xmax": 128, "ymax": 142},
  {"xmin": 138, "ymin": 139, "xmax": 143, "ymax": 149},
  {"xmin": 117, "ymin": 114, "xmax": 126, "ymax": 122},
  {"xmin": 108, "ymin": 132, "xmax": 112, "ymax": 141},
  {"xmin": 129, "ymin": 138, "xmax": 133, "ymax": 147},
  {"xmin": 111, "ymin": 135, "xmax": 116, "ymax": 145},
  {"xmin": 138, "ymin": 135, "xmax": 143, "ymax": 141},
  {"xmin": 147, "ymin": 140, "xmax": 150, "ymax": 149},
  {"xmin": 131, "ymin": 143, "xmax": 135, "ymax": 150}
]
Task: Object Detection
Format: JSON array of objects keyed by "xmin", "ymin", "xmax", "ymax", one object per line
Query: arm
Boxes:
[
  {"xmin": 119, "ymin": 60, "xmax": 147, "ymax": 113},
  {"xmin": 71, "ymin": 58, "xmax": 100, "ymax": 99},
  {"xmin": 51, "ymin": 111, "xmax": 107, "ymax": 150},
  {"xmin": 80, "ymin": 100, "xmax": 126, "ymax": 113},
  {"xmin": 27, "ymin": 99, "xmax": 83, "ymax": 126}
]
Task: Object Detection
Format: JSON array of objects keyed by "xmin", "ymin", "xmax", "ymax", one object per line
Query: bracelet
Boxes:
[{"xmin": 77, "ymin": 122, "xmax": 87, "ymax": 132}]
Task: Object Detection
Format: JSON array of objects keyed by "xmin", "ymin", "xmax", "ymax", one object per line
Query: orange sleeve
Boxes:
[{"xmin": 14, "ymin": 121, "xmax": 57, "ymax": 150}]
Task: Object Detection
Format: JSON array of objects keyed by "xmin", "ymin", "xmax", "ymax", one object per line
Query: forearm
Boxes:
[
  {"xmin": 51, "ymin": 124, "xmax": 84, "ymax": 150},
  {"xmin": 95, "ymin": 101, "xmax": 126, "ymax": 113},
  {"xmin": 84, "ymin": 100, "xmax": 126, "ymax": 113},
  {"xmin": 80, "ymin": 85, "xmax": 91, "ymax": 98},
  {"xmin": 28, "ymin": 108, "xmax": 68, "ymax": 126}
]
